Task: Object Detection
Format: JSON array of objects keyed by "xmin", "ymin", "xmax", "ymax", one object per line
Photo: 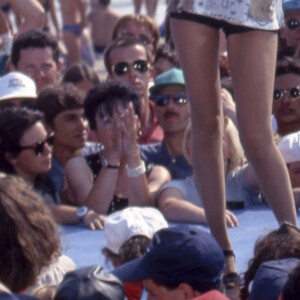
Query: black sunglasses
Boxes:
[
  {"xmin": 112, "ymin": 60, "xmax": 150, "ymax": 76},
  {"xmin": 118, "ymin": 32, "xmax": 153, "ymax": 45},
  {"xmin": 273, "ymin": 87, "xmax": 300, "ymax": 101},
  {"xmin": 0, "ymin": 100, "xmax": 33, "ymax": 111},
  {"xmin": 152, "ymin": 93, "xmax": 188, "ymax": 107},
  {"xmin": 17, "ymin": 134, "xmax": 54, "ymax": 156},
  {"xmin": 286, "ymin": 18, "xmax": 300, "ymax": 31}
]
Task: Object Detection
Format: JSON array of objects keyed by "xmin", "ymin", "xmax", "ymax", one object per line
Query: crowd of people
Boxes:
[{"xmin": 1, "ymin": 0, "xmax": 300, "ymax": 299}]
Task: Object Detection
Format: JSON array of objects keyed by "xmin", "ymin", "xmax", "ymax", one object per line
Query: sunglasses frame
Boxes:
[
  {"xmin": 112, "ymin": 60, "xmax": 151, "ymax": 76},
  {"xmin": 286, "ymin": 18, "xmax": 300, "ymax": 31},
  {"xmin": 273, "ymin": 86, "xmax": 300, "ymax": 101},
  {"xmin": 152, "ymin": 93, "xmax": 188, "ymax": 107},
  {"xmin": 17, "ymin": 134, "xmax": 54, "ymax": 156}
]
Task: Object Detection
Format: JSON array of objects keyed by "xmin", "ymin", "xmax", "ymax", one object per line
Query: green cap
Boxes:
[{"xmin": 149, "ymin": 68, "xmax": 185, "ymax": 96}]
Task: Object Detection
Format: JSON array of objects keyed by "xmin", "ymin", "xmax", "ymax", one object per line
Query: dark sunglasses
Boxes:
[
  {"xmin": 112, "ymin": 60, "xmax": 150, "ymax": 76},
  {"xmin": 152, "ymin": 93, "xmax": 188, "ymax": 107},
  {"xmin": 17, "ymin": 134, "xmax": 54, "ymax": 156},
  {"xmin": 118, "ymin": 32, "xmax": 153, "ymax": 45},
  {"xmin": 0, "ymin": 100, "xmax": 33, "ymax": 111},
  {"xmin": 286, "ymin": 18, "xmax": 300, "ymax": 31},
  {"xmin": 273, "ymin": 87, "xmax": 300, "ymax": 101}
]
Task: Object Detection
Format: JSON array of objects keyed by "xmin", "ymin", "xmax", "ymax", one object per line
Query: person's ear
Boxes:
[
  {"xmin": 56, "ymin": 59, "xmax": 63, "ymax": 74},
  {"xmin": 177, "ymin": 283, "xmax": 200, "ymax": 299},
  {"xmin": 4, "ymin": 152, "xmax": 18, "ymax": 166}
]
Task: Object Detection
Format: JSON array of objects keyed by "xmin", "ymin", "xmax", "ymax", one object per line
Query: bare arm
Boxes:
[
  {"xmin": 147, "ymin": 165, "xmax": 171, "ymax": 205},
  {"xmin": 48, "ymin": 204, "xmax": 105, "ymax": 230},
  {"xmin": 10, "ymin": 0, "xmax": 45, "ymax": 35},
  {"xmin": 76, "ymin": 0, "xmax": 88, "ymax": 31},
  {"xmin": 48, "ymin": 0, "xmax": 61, "ymax": 37},
  {"xmin": 159, "ymin": 188, "xmax": 238, "ymax": 227}
]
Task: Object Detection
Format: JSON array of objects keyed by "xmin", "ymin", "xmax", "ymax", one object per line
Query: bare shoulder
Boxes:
[{"xmin": 66, "ymin": 156, "xmax": 89, "ymax": 173}]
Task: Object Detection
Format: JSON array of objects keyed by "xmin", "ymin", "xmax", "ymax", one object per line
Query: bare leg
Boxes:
[
  {"xmin": 170, "ymin": 18, "xmax": 236, "ymax": 274},
  {"xmin": 133, "ymin": 0, "xmax": 142, "ymax": 14},
  {"xmin": 63, "ymin": 30, "xmax": 81, "ymax": 67},
  {"xmin": 145, "ymin": 0, "xmax": 158, "ymax": 19},
  {"xmin": 227, "ymin": 30, "xmax": 297, "ymax": 225}
]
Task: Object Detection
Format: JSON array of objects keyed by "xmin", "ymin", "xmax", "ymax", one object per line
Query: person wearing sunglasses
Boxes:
[
  {"xmin": 104, "ymin": 36, "xmax": 163, "ymax": 144},
  {"xmin": 112, "ymin": 14, "xmax": 160, "ymax": 61},
  {"xmin": 140, "ymin": 68, "xmax": 192, "ymax": 180},
  {"xmin": 273, "ymin": 58, "xmax": 300, "ymax": 136},
  {"xmin": 281, "ymin": 0, "xmax": 300, "ymax": 48},
  {"xmin": 0, "ymin": 107, "xmax": 105, "ymax": 230},
  {"xmin": 0, "ymin": 71, "xmax": 37, "ymax": 110}
]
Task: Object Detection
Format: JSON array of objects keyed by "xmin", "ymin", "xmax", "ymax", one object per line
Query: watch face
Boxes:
[{"xmin": 77, "ymin": 206, "xmax": 89, "ymax": 219}]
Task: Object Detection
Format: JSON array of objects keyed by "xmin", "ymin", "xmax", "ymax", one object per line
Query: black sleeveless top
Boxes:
[{"xmin": 85, "ymin": 153, "xmax": 152, "ymax": 215}]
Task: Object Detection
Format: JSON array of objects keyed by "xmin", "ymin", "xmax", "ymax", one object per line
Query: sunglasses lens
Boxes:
[
  {"xmin": 47, "ymin": 135, "xmax": 54, "ymax": 147},
  {"xmin": 113, "ymin": 62, "xmax": 129, "ymax": 76},
  {"xmin": 274, "ymin": 90, "xmax": 282, "ymax": 100},
  {"xmin": 133, "ymin": 60, "xmax": 149, "ymax": 73},
  {"xmin": 154, "ymin": 94, "xmax": 168, "ymax": 106},
  {"xmin": 173, "ymin": 93, "xmax": 188, "ymax": 105},
  {"xmin": 34, "ymin": 142, "xmax": 45, "ymax": 156},
  {"xmin": 287, "ymin": 18, "xmax": 300, "ymax": 30},
  {"xmin": 290, "ymin": 87, "xmax": 300, "ymax": 98},
  {"xmin": 139, "ymin": 34, "xmax": 151, "ymax": 45}
]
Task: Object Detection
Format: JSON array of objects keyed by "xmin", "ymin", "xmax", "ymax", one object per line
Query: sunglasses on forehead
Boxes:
[
  {"xmin": 286, "ymin": 18, "xmax": 300, "ymax": 31},
  {"xmin": 17, "ymin": 134, "xmax": 54, "ymax": 156},
  {"xmin": 112, "ymin": 60, "xmax": 150, "ymax": 76},
  {"xmin": 273, "ymin": 86, "xmax": 300, "ymax": 101},
  {"xmin": 118, "ymin": 32, "xmax": 153, "ymax": 45},
  {"xmin": 151, "ymin": 93, "xmax": 188, "ymax": 107}
]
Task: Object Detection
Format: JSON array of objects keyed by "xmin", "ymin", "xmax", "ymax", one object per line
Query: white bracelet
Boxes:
[{"xmin": 126, "ymin": 161, "xmax": 146, "ymax": 178}]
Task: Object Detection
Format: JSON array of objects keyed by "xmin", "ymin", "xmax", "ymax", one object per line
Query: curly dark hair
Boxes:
[
  {"xmin": 0, "ymin": 107, "xmax": 43, "ymax": 174},
  {"xmin": 275, "ymin": 57, "xmax": 300, "ymax": 77},
  {"xmin": 240, "ymin": 223, "xmax": 300, "ymax": 300},
  {"xmin": 11, "ymin": 29, "xmax": 60, "ymax": 67},
  {"xmin": 0, "ymin": 175, "xmax": 61, "ymax": 292},
  {"xmin": 84, "ymin": 80, "xmax": 140, "ymax": 131},
  {"xmin": 34, "ymin": 83, "xmax": 84, "ymax": 127}
]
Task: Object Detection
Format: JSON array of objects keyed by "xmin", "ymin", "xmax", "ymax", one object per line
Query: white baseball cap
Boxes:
[
  {"xmin": 278, "ymin": 131, "xmax": 300, "ymax": 164},
  {"xmin": 0, "ymin": 71, "xmax": 37, "ymax": 101},
  {"xmin": 104, "ymin": 207, "xmax": 168, "ymax": 254}
]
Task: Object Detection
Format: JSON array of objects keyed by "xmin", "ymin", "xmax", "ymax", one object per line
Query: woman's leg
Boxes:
[
  {"xmin": 227, "ymin": 30, "xmax": 297, "ymax": 225},
  {"xmin": 170, "ymin": 18, "xmax": 236, "ymax": 273}
]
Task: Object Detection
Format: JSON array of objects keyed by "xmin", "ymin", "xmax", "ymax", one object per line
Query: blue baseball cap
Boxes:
[
  {"xmin": 112, "ymin": 225, "xmax": 224, "ymax": 291},
  {"xmin": 149, "ymin": 68, "xmax": 185, "ymax": 96},
  {"xmin": 249, "ymin": 258, "xmax": 299, "ymax": 300},
  {"xmin": 283, "ymin": 0, "xmax": 300, "ymax": 12}
]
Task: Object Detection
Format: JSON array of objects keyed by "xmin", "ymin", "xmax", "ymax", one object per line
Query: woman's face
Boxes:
[
  {"xmin": 9, "ymin": 121, "xmax": 52, "ymax": 180},
  {"xmin": 95, "ymin": 102, "xmax": 138, "ymax": 152}
]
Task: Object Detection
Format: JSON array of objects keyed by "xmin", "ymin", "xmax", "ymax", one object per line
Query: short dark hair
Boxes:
[
  {"xmin": 84, "ymin": 80, "xmax": 140, "ymax": 131},
  {"xmin": 62, "ymin": 63, "xmax": 100, "ymax": 85},
  {"xmin": 104, "ymin": 37, "xmax": 151, "ymax": 74},
  {"xmin": 281, "ymin": 261, "xmax": 300, "ymax": 300},
  {"xmin": 154, "ymin": 44, "xmax": 180, "ymax": 67},
  {"xmin": 0, "ymin": 107, "xmax": 43, "ymax": 174},
  {"xmin": 275, "ymin": 57, "xmax": 300, "ymax": 77},
  {"xmin": 34, "ymin": 83, "xmax": 85, "ymax": 127},
  {"xmin": 11, "ymin": 29, "xmax": 60, "ymax": 67}
]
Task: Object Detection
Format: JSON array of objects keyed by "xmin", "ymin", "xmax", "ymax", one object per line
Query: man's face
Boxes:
[
  {"xmin": 16, "ymin": 47, "xmax": 61, "ymax": 92},
  {"xmin": 273, "ymin": 73, "xmax": 300, "ymax": 133},
  {"xmin": 144, "ymin": 279, "xmax": 184, "ymax": 300},
  {"xmin": 288, "ymin": 161, "xmax": 300, "ymax": 187},
  {"xmin": 281, "ymin": 11, "xmax": 300, "ymax": 47},
  {"xmin": 52, "ymin": 108, "xmax": 88, "ymax": 152},
  {"xmin": 109, "ymin": 44, "xmax": 151, "ymax": 98},
  {"xmin": 154, "ymin": 86, "xmax": 190, "ymax": 134}
]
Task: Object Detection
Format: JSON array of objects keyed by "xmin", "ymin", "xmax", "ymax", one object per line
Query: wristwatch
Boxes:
[{"xmin": 76, "ymin": 206, "xmax": 89, "ymax": 222}]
